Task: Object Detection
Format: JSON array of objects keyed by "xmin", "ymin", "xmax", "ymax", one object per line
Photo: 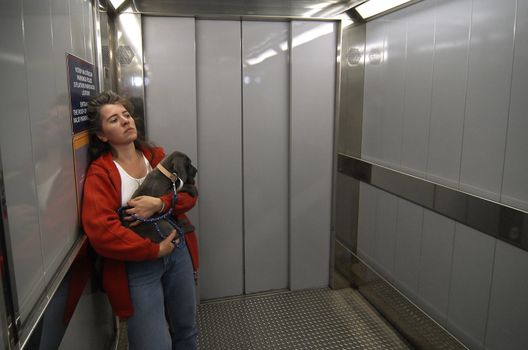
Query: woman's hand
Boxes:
[
  {"xmin": 157, "ymin": 230, "xmax": 179, "ymax": 258},
  {"xmin": 125, "ymin": 196, "xmax": 163, "ymax": 226}
]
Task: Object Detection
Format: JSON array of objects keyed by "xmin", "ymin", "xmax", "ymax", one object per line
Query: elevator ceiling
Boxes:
[{"xmin": 126, "ymin": 0, "xmax": 364, "ymax": 18}]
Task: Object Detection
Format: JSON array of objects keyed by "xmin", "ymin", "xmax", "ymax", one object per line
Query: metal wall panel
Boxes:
[
  {"xmin": 447, "ymin": 224, "xmax": 495, "ymax": 350},
  {"xmin": 485, "ymin": 241, "xmax": 528, "ymax": 350},
  {"xmin": 334, "ymin": 172, "xmax": 359, "ymax": 252},
  {"xmin": 373, "ymin": 191, "xmax": 398, "ymax": 284},
  {"xmin": 0, "ymin": 0, "xmax": 38, "ymax": 334},
  {"xmin": 143, "ymin": 17, "xmax": 197, "ymax": 162},
  {"xmin": 196, "ymin": 20, "xmax": 244, "ymax": 299},
  {"xmin": 356, "ymin": 183, "xmax": 379, "ymax": 271},
  {"xmin": 501, "ymin": 0, "xmax": 528, "ymax": 212},
  {"xmin": 400, "ymin": 1, "xmax": 434, "ymax": 178},
  {"xmin": 83, "ymin": 0, "xmax": 94, "ymax": 63},
  {"xmin": 379, "ymin": 13, "xmax": 406, "ymax": 170},
  {"xmin": 417, "ymin": 210, "xmax": 455, "ymax": 327},
  {"xmin": 69, "ymin": 0, "xmax": 86, "ymax": 58},
  {"xmin": 459, "ymin": 0, "xmax": 516, "ymax": 201},
  {"xmin": 290, "ymin": 21, "xmax": 335, "ymax": 290},
  {"xmin": 426, "ymin": 0, "xmax": 471, "ymax": 188},
  {"xmin": 337, "ymin": 23, "xmax": 365, "ymax": 157},
  {"xmin": 242, "ymin": 21, "xmax": 289, "ymax": 293},
  {"xmin": 393, "ymin": 199, "xmax": 423, "ymax": 303},
  {"xmin": 362, "ymin": 20, "xmax": 384, "ymax": 164},
  {"xmin": 22, "ymin": 0, "xmax": 62, "ymax": 321}
]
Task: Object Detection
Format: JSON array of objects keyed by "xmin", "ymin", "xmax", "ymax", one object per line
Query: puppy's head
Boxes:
[{"xmin": 160, "ymin": 151, "xmax": 197, "ymax": 186}]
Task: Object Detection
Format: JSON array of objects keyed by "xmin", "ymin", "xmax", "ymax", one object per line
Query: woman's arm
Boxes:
[
  {"xmin": 82, "ymin": 170, "xmax": 159, "ymax": 261},
  {"xmin": 159, "ymin": 188, "xmax": 198, "ymax": 215}
]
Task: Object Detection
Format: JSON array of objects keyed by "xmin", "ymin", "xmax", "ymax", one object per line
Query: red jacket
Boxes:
[{"xmin": 81, "ymin": 146, "xmax": 199, "ymax": 318}]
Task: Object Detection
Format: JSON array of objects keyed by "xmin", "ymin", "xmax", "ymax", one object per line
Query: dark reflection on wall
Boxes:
[
  {"xmin": 338, "ymin": 154, "xmax": 528, "ymax": 253},
  {"xmin": 24, "ymin": 241, "xmax": 113, "ymax": 350}
]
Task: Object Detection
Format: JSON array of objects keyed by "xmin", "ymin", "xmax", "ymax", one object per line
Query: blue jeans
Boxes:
[{"xmin": 126, "ymin": 241, "xmax": 197, "ymax": 350}]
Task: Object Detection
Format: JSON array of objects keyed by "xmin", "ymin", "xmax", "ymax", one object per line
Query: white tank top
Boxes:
[{"xmin": 114, "ymin": 155, "xmax": 153, "ymax": 207}]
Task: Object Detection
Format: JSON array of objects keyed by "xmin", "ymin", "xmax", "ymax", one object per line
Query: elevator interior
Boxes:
[{"xmin": 1, "ymin": 0, "xmax": 528, "ymax": 349}]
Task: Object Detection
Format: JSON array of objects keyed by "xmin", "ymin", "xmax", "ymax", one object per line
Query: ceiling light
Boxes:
[
  {"xmin": 355, "ymin": 0, "xmax": 412, "ymax": 19},
  {"xmin": 108, "ymin": 0, "xmax": 126, "ymax": 10}
]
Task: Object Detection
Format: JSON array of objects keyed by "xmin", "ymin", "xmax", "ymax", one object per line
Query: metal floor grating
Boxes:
[{"xmin": 197, "ymin": 288, "xmax": 413, "ymax": 349}]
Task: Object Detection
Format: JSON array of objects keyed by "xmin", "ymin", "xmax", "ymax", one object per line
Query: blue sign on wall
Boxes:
[{"xmin": 67, "ymin": 53, "xmax": 97, "ymax": 134}]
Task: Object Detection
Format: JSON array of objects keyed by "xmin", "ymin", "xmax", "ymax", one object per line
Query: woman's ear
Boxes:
[{"xmin": 96, "ymin": 132, "xmax": 108, "ymax": 143}]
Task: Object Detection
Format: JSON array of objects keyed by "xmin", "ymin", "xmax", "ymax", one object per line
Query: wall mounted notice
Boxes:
[
  {"xmin": 72, "ymin": 131, "xmax": 90, "ymax": 218},
  {"xmin": 67, "ymin": 53, "xmax": 97, "ymax": 134}
]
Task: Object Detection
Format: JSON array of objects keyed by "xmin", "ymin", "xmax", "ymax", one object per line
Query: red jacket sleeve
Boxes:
[
  {"xmin": 160, "ymin": 190, "xmax": 198, "ymax": 215},
  {"xmin": 81, "ymin": 164, "xmax": 159, "ymax": 261}
]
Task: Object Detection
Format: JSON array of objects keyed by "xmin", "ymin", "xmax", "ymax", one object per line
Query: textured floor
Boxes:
[
  {"xmin": 362, "ymin": 280, "xmax": 465, "ymax": 349},
  {"xmin": 197, "ymin": 288, "xmax": 413, "ymax": 350}
]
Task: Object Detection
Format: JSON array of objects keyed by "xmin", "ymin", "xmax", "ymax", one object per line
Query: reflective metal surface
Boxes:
[
  {"xmin": 198, "ymin": 287, "xmax": 411, "ymax": 349},
  {"xmin": 0, "ymin": 147, "xmax": 15, "ymax": 349},
  {"xmin": 338, "ymin": 154, "xmax": 528, "ymax": 253},
  {"xmin": 19, "ymin": 237, "xmax": 86, "ymax": 349},
  {"xmin": 337, "ymin": 23, "xmax": 364, "ymax": 157},
  {"xmin": 334, "ymin": 241, "xmax": 467, "ymax": 350},
  {"xmin": 114, "ymin": 13, "xmax": 146, "ymax": 133},
  {"xmin": 131, "ymin": 0, "xmax": 363, "ymax": 18}
]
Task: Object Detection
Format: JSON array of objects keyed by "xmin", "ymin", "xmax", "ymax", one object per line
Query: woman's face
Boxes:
[{"xmin": 97, "ymin": 103, "xmax": 138, "ymax": 147}]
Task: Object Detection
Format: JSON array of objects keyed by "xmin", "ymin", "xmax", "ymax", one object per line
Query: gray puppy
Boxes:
[{"xmin": 119, "ymin": 150, "xmax": 197, "ymax": 242}]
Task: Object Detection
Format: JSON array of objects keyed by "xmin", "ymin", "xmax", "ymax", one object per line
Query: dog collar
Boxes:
[{"xmin": 156, "ymin": 163, "xmax": 178, "ymax": 182}]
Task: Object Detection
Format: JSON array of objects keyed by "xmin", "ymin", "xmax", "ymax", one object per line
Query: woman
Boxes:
[{"xmin": 81, "ymin": 91, "xmax": 198, "ymax": 349}]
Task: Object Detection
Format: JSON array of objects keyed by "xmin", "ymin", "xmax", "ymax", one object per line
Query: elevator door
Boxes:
[{"xmin": 143, "ymin": 17, "xmax": 336, "ymax": 300}]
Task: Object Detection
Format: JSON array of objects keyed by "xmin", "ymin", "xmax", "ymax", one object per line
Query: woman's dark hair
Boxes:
[{"xmin": 87, "ymin": 91, "xmax": 151, "ymax": 160}]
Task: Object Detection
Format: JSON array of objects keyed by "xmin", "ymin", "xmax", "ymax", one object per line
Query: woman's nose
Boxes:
[{"xmin": 121, "ymin": 116, "xmax": 130, "ymax": 125}]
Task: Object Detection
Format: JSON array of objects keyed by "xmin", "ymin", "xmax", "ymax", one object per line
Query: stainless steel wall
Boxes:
[
  {"xmin": 242, "ymin": 21, "xmax": 290, "ymax": 294},
  {"xmin": 290, "ymin": 21, "xmax": 336, "ymax": 290},
  {"xmin": 335, "ymin": 0, "xmax": 528, "ymax": 349},
  {"xmin": 0, "ymin": 0, "xmax": 114, "ymax": 347},
  {"xmin": 196, "ymin": 20, "xmax": 244, "ymax": 299},
  {"xmin": 142, "ymin": 16, "xmax": 337, "ymax": 300}
]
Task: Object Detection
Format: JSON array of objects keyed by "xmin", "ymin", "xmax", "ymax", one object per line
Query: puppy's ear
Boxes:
[{"xmin": 171, "ymin": 152, "xmax": 187, "ymax": 182}]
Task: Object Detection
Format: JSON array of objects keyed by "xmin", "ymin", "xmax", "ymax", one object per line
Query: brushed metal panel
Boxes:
[
  {"xmin": 0, "ymin": 0, "xmax": 42, "ymax": 327},
  {"xmin": 339, "ymin": 154, "xmax": 528, "ymax": 253},
  {"xmin": 133, "ymin": 0, "xmax": 359, "ymax": 18},
  {"xmin": 393, "ymin": 199, "xmax": 423, "ymax": 302},
  {"xmin": 485, "ymin": 241, "xmax": 528, "ymax": 350},
  {"xmin": 22, "ymin": 0, "xmax": 60, "ymax": 322},
  {"xmin": 357, "ymin": 182, "xmax": 379, "ymax": 266},
  {"xmin": 334, "ymin": 173, "xmax": 359, "ymax": 252},
  {"xmin": 427, "ymin": 0, "xmax": 471, "ymax": 188},
  {"xmin": 459, "ymin": 0, "xmax": 516, "ymax": 201},
  {"xmin": 418, "ymin": 210, "xmax": 455, "ymax": 326},
  {"xmin": 379, "ymin": 12, "xmax": 406, "ymax": 169},
  {"xmin": 196, "ymin": 20, "xmax": 244, "ymax": 299},
  {"xmin": 373, "ymin": 191, "xmax": 398, "ymax": 283},
  {"xmin": 83, "ymin": 0, "xmax": 95, "ymax": 63},
  {"xmin": 26, "ymin": 0, "xmax": 79, "ymax": 289},
  {"xmin": 501, "ymin": 0, "xmax": 528, "ymax": 212},
  {"xmin": 0, "ymin": 151, "xmax": 11, "ymax": 350},
  {"xmin": 290, "ymin": 20, "xmax": 336, "ymax": 290},
  {"xmin": 400, "ymin": 1, "xmax": 434, "ymax": 178},
  {"xmin": 69, "ymin": 0, "xmax": 86, "ymax": 58},
  {"xmin": 337, "ymin": 23, "xmax": 365, "ymax": 157},
  {"xmin": 333, "ymin": 240, "xmax": 358, "ymax": 289},
  {"xmin": 115, "ymin": 13, "xmax": 146, "ymax": 133},
  {"xmin": 51, "ymin": 0, "xmax": 73, "ymax": 71},
  {"xmin": 242, "ymin": 21, "xmax": 289, "ymax": 293},
  {"xmin": 348, "ymin": 251, "xmax": 466, "ymax": 349},
  {"xmin": 447, "ymin": 224, "xmax": 495, "ymax": 350},
  {"xmin": 433, "ymin": 185, "xmax": 468, "ymax": 223},
  {"xmin": 371, "ymin": 164, "xmax": 434, "ymax": 207},
  {"xmin": 143, "ymin": 17, "xmax": 197, "ymax": 161},
  {"xmin": 362, "ymin": 20, "xmax": 384, "ymax": 164}
]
